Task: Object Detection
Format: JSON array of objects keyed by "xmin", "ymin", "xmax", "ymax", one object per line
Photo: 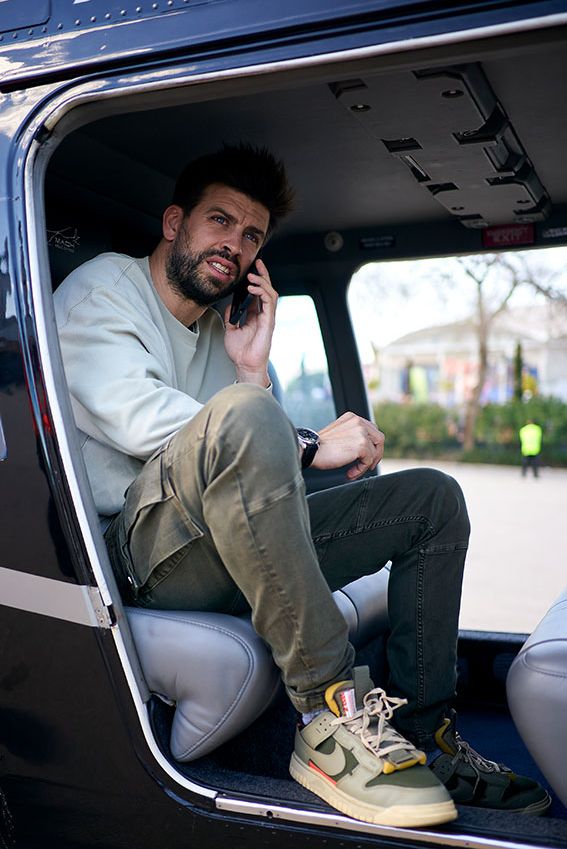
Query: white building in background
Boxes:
[{"xmin": 366, "ymin": 304, "xmax": 567, "ymax": 406}]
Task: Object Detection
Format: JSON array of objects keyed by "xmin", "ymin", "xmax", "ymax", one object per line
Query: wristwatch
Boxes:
[{"xmin": 296, "ymin": 427, "xmax": 320, "ymax": 469}]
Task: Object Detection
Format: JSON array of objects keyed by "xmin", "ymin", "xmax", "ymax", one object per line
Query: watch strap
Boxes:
[{"xmin": 301, "ymin": 441, "xmax": 319, "ymax": 469}]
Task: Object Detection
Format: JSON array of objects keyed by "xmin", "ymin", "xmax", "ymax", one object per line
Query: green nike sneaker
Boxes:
[
  {"xmin": 289, "ymin": 669, "xmax": 457, "ymax": 827},
  {"xmin": 430, "ymin": 710, "xmax": 552, "ymax": 815}
]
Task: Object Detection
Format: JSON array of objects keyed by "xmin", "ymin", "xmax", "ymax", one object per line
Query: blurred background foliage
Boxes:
[{"xmin": 373, "ymin": 397, "xmax": 567, "ymax": 466}]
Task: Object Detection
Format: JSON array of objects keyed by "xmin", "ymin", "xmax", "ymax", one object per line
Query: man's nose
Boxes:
[{"xmin": 221, "ymin": 227, "xmax": 243, "ymax": 257}]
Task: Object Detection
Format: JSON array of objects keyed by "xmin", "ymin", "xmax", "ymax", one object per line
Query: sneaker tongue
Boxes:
[
  {"xmin": 325, "ymin": 681, "xmax": 358, "ymax": 718},
  {"xmin": 353, "ymin": 665, "xmax": 374, "ymax": 705}
]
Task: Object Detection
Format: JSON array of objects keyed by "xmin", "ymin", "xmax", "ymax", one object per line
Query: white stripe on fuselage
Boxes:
[{"xmin": 0, "ymin": 566, "xmax": 111, "ymax": 628}]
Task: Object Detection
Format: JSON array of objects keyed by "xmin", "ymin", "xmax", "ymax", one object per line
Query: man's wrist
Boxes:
[{"xmin": 235, "ymin": 368, "xmax": 271, "ymax": 388}]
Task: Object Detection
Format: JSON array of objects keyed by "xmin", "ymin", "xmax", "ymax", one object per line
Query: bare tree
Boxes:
[
  {"xmin": 350, "ymin": 249, "xmax": 567, "ymax": 453},
  {"xmin": 448, "ymin": 253, "xmax": 567, "ymax": 451}
]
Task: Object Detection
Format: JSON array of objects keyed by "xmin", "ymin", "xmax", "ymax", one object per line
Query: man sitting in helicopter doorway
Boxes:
[{"xmin": 54, "ymin": 143, "xmax": 551, "ymax": 827}]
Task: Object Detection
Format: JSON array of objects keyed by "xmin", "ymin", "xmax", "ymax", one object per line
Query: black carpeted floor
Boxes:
[
  {"xmin": 151, "ymin": 636, "xmax": 566, "ymax": 844},
  {"xmin": 151, "ymin": 689, "xmax": 567, "ymax": 846}
]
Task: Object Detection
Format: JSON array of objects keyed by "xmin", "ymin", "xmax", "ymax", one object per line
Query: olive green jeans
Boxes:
[{"xmin": 105, "ymin": 383, "xmax": 470, "ymax": 749}]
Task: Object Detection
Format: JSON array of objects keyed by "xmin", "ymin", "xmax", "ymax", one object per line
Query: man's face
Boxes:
[{"xmin": 166, "ymin": 183, "xmax": 270, "ymax": 307}]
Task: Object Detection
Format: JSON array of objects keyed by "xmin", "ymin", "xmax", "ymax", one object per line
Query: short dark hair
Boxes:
[{"xmin": 172, "ymin": 143, "xmax": 295, "ymax": 238}]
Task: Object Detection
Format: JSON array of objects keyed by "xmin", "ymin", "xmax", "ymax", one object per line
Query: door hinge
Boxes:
[{"xmin": 87, "ymin": 586, "xmax": 115, "ymax": 628}]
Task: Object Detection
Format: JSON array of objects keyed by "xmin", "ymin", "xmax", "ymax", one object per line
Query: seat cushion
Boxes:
[
  {"xmin": 126, "ymin": 567, "xmax": 391, "ymax": 762},
  {"xmin": 507, "ymin": 586, "xmax": 567, "ymax": 807},
  {"xmin": 127, "ymin": 608, "xmax": 282, "ymax": 761}
]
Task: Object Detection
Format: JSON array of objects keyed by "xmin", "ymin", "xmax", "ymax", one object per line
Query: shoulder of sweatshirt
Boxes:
[{"xmin": 54, "ymin": 252, "xmax": 153, "ymax": 325}]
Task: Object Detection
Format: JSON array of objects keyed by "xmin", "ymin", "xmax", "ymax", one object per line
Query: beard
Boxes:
[{"xmin": 166, "ymin": 228, "xmax": 243, "ymax": 308}]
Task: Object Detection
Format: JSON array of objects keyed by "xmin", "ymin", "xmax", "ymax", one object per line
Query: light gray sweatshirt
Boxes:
[{"xmin": 54, "ymin": 252, "xmax": 236, "ymax": 518}]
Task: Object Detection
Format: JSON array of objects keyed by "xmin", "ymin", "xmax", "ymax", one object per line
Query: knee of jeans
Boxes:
[
  {"xmin": 415, "ymin": 467, "xmax": 471, "ymax": 540},
  {"xmin": 210, "ymin": 382, "xmax": 285, "ymax": 430},
  {"xmin": 206, "ymin": 383, "xmax": 299, "ymax": 468}
]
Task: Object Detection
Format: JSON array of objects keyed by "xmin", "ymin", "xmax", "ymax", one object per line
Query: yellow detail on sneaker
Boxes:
[
  {"xmin": 383, "ymin": 752, "xmax": 427, "ymax": 774},
  {"xmin": 434, "ymin": 716, "xmax": 454, "ymax": 755}
]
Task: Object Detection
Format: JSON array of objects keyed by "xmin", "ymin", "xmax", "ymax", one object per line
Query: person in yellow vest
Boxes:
[{"xmin": 519, "ymin": 419, "xmax": 543, "ymax": 477}]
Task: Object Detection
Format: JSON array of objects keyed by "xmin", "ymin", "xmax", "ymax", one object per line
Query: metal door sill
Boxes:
[{"xmin": 216, "ymin": 795, "xmax": 554, "ymax": 849}]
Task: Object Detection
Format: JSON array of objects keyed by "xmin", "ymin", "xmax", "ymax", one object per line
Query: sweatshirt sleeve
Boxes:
[{"xmin": 56, "ymin": 267, "xmax": 203, "ymax": 461}]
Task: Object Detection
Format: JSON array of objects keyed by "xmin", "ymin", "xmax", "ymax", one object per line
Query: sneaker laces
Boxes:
[
  {"xmin": 331, "ymin": 687, "xmax": 415, "ymax": 761},
  {"xmin": 442, "ymin": 720, "xmax": 507, "ymax": 778}
]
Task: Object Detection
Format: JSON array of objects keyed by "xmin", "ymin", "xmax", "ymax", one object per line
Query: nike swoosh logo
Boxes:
[{"xmin": 310, "ymin": 741, "xmax": 355, "ymax": 778}]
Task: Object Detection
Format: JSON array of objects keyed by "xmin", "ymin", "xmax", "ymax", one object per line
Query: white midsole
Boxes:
[{"xmin": 290, "ymin": 754, "xmax": 458, "ymax": 828}]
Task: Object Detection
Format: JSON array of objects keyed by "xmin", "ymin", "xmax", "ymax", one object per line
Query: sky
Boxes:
[{"xmin": 348, "ymin": 246, "xmax": 567, "ymax": 364}]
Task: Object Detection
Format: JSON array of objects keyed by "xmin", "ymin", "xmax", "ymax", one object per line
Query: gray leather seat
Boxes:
[
  {"xmin": 127, "ymin": 566, "xmax": 390, "ymax": 762},
  {"xmin": 507, "ymin": 585, "xmax": 567, "ymax": 808}
]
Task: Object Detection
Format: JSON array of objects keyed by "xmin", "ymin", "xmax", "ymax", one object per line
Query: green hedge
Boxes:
[
  {"xmin": 475, "ymin": 397, "xmax": 567, "ymax": 446},
  {"xmin": 372, "ymin": 402, "xmax": 460, "ymax": 457},
  {"xmin": 459, "ymin": 446, "xmax": 567, "ymax": 465},
  {"xmin": 372, "ymin": 398, "xmax": 567, "ymax": 466}
]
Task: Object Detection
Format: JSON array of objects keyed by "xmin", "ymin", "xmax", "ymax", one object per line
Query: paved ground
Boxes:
[{"xmin": 379, "ymin": 457, "xmax": 567, "ymax": 635}]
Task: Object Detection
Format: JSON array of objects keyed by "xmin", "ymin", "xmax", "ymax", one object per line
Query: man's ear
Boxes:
[{"xmin": 162, "ymin": 205, "xmax": 184, "ymax": 242}]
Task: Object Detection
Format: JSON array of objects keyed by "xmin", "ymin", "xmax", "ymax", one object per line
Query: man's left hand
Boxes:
[{"xmin": 311, "ymin": 413, "xmax": 385, "ymax": 480}]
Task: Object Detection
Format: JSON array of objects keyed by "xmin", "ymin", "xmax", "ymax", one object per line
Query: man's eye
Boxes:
[
  {"xmin": 212, "ymin": 215, "xmax": 227, "ymax": 225},
  {"xmin": 245, "ymin": 232, "xmax": 259, "ymax": 244}
]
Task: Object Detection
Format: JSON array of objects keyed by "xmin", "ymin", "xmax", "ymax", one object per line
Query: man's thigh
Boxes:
[
  {"xmin": 105, "ymin": 421, "xmax": 244, "ymax": 613},
  {"xmin": 307, "ymin": 468, "xmax": 455, "ymax": 591}
]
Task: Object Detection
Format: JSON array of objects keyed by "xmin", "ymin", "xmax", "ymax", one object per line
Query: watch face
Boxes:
[{"xmin": 296, "ymin": 427, "xmax": 319, "ymax": 444}]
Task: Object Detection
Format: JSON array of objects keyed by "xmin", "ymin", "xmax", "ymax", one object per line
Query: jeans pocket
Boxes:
[{"xmin": 120, "ymin": 449, "xmax": 204, "ymax": 594}]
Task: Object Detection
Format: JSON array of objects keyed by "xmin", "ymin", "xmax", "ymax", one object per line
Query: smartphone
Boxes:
[
  {"xmin": 228, "ymin": 276, "xmax": 254, "ymax": 326},
  {"xmin": 228, "ymin": 258, "xmax": 261, "ymax": 325}
]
